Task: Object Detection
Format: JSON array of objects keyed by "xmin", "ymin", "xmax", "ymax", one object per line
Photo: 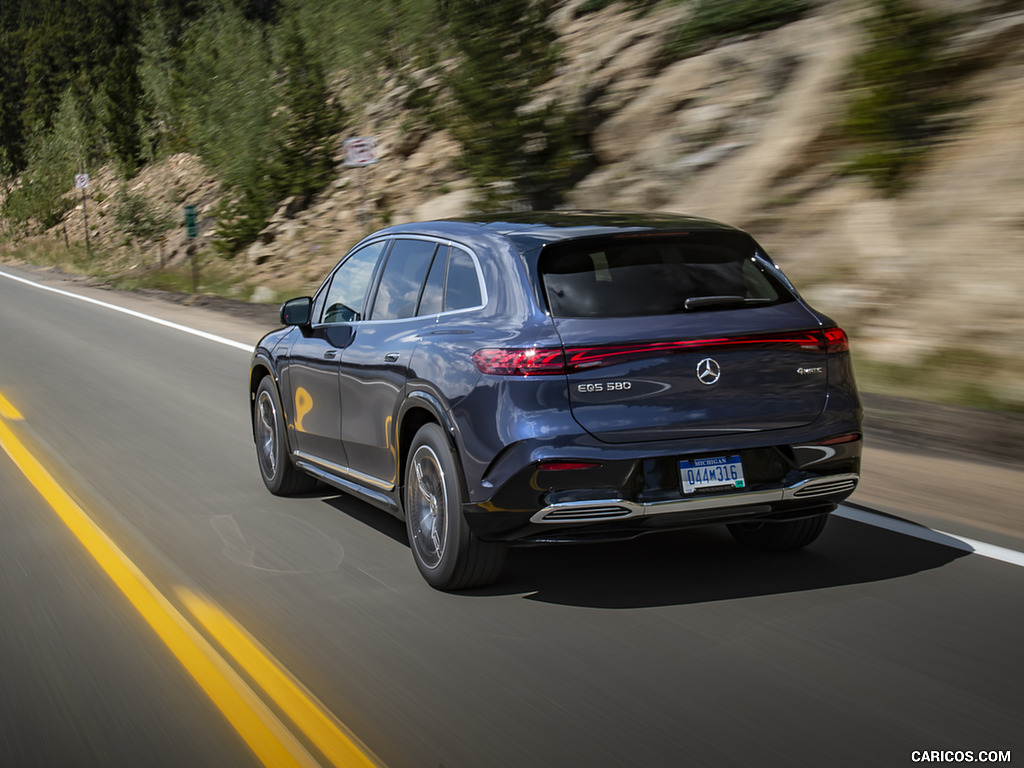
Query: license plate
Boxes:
[{"xmin": 680, "ymin": 455, "xmax": 745, "ymax": 494}]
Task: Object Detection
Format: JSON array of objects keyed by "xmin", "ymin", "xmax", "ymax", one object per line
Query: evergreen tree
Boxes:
[
  {"xmin": 841, "ymin": 0, "xmax": 954, "ymax": 194},
  {"xmin": 101, "ymin": 45, "xmax": 144, "ymax": 174},
  {"xmin": 271, "ymin": 20, "xmax": 343, "ymax": 203},
  {"xmin": 0, "ymin": 26, "xmax": 28, "ymax": 171},
  {"xmin": 3, "ymin": 88, "xmax": 88, "ymax": 230},
  {"xmin": 442, "ymin": 0, "xmax": 587, "ymax": 210}
]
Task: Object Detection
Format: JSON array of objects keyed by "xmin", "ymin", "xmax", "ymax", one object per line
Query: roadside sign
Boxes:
[
  {"xmin": 74, "ymin": 173, "xmax": 89, "ymax": 189},
  {"xmin": 344, "ymin": 137, "xmax": 379, "ymax": 167},
  {"xmin": 184, "ymin": 205, "xmax": 198, "ymax": 238}
]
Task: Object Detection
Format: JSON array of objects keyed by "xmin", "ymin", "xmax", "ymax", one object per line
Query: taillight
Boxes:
[
  {"xmin": 823, "ymin": 327, "xmax": 850, "ymax": 353},
  {"xmin": 474, "ymin": 328, "xmax": 850, "ymax": 376},
  {"xmin": 472, "ymin": 348, "xmax": 566, "ymax": 376}
]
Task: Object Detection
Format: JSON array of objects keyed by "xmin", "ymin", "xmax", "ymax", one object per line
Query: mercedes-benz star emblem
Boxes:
[{"xmin": 696, "ymin": 357, "xmax": 721, "ymax": 386}]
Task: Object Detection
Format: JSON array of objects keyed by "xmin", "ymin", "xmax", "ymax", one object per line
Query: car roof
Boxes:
[{"xmin": 372, "ymin": 211, "xmax": 746, "ymax": 255}]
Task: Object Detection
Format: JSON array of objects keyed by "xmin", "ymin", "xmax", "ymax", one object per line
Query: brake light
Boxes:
[{"xmin": 474, "ymin": 329, "xmax": 849, "ymax": 376}]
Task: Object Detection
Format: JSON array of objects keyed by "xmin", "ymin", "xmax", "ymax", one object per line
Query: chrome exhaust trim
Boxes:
[{"xmin": 531, "ymin": 473, "xmax": 859, "ymax": 524}]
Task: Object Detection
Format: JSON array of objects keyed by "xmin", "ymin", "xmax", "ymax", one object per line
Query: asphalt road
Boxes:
[{"xmin": 1, "ymin": 265, "xmax": 1021, "ymax": 768}]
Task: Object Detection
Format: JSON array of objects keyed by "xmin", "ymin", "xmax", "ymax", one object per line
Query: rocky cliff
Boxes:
[{"xmin": 47, "ymin": 0, "xmax": 1024, "ymax": 410}]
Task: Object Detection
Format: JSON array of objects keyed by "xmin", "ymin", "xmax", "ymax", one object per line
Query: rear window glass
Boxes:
[{"xmin": 538, "ymin": 234, "xmax": 793, "ymax": 318}]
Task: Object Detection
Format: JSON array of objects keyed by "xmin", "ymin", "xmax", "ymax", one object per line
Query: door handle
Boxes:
[
  {"xmin": 323, "ymin": 350, "xmax": 338, "ymax": 359},
  {"xmin": 384, "ymin": 353, "xmax": 400, "ymax": 363}
]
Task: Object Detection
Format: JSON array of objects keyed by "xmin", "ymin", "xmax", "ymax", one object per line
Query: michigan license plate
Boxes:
[{"xmin": 680, "ymin": 456, "xmax": 745, "ymax": 494}]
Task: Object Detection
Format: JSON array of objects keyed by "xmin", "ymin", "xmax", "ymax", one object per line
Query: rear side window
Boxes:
[
  {"xmin": 538, "ymin": 234, "xmax": 793, "ymax": 318},
  {"xmin": 415, "ymin": 246, "xmax": 484, "ymax": 317},
  {"xmin": 371, "ymin": 238, "xmax": 438, "ymax": 320},
  {"xmin": 445, "ymin": 248, "xmax": 482, "ymax": 311}
]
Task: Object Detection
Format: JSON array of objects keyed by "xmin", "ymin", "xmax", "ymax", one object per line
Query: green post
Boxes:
[
  {"xmin": 184, "ymin": 205, "xmax": 199, "ymax": 292},
  {"xmin": 184, "ymin": 205, "xmax": 198, "ymax": 238}
]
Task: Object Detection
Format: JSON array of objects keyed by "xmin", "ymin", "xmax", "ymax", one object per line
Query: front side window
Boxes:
[
  {"xmin": 538, "ymin": 233, "xmax": 792, "ymax": 318},
  {"xmin": 320, "ymin": 240, "xmax": 387, "ymax": 323}
]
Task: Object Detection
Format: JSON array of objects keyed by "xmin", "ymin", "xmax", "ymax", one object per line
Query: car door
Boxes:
[
  {"xmin": 337, "ymin": 237, "xmax": 441, "ymax": 489},
  {"xmin": 282, "ymin": 239, "xmax": 388, "ymax": 468}
]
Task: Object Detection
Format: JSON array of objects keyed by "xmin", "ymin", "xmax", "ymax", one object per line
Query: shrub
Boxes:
[
  {"xmin": 665, "ymin": 0, "xmax": 810, "ymax": 60},
  {"xmin": 839, "ymin": 0, "xmax": 956, "ymax": 194}
]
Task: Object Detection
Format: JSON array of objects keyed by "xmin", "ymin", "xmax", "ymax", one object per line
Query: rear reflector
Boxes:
[
  {"xmin": 473, "ymin": 328, "xmax": 851, "ymax": 376},
  {"xmin": 818, "ymin": 432, "xmax": 861, "ymax": 446},
  {"xmin": 537, "ymin": 461, "xmax": 603, "ymax": 471}
]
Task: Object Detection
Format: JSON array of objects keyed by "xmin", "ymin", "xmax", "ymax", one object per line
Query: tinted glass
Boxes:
[
  {"xmin": 538, "ymin": 234, "xmax": 791, "ymax": 318},
  {"xmin": 320, "ymin": 240, "xmax": 386, "ymax": 323},
  {"xmin": 371, "ymin": 239, "xmax": 438, "ymax": 320},
  {"xmin": 417, "ymin": 246, "xmax": 447, "ymax": 316},
  {"xmin": 444, "ymin": 248, "xmax": 482, "ymax": 311}
]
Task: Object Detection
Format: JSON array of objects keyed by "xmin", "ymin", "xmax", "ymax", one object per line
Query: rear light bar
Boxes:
[{"xmin": 473, "ymin": 328, "xmax": 850, "ymax": 376}]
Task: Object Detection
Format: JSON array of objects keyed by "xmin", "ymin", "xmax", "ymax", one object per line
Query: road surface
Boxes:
[{"xmin": 1, "ymin": 265, "xmax": 1021, "ymax": 768}]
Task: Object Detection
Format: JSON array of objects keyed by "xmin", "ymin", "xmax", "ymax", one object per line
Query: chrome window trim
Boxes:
[{"xmin": 310, "ymin": 236, "xmax": 487, "ymax": 328}]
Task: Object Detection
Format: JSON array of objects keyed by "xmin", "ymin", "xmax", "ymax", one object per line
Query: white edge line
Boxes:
[
  {"xmin": 0, "ymin": 268, "xmax": 255, "ymax": 353},
  {"xmin": 836, "ymin": 506, "xmax": 1024, "ymax": 569}
]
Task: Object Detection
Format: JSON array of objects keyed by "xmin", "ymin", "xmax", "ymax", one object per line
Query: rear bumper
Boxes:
[{"xmin": 463, "ymin": 436, "xmax": 861, "ymax": 544}]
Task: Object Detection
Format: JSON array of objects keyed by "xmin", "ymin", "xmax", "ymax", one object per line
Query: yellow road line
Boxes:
[
  {"xmin": 180, "ymin": 589, "xmax": 381, "ymax": 768},
  {"xmin": 0, "ymin": 403, "xmax": 319, "ymax": 768},
  {"xmin": 0, "ymin": 391, "xmax": 23, "ymax": 420}
]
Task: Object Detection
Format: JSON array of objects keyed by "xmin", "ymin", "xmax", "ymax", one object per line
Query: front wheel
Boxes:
[
  {"xmin": 728, "ymin": 511, "xmax": 830, "ymax": 552},
  {"xmin": 253, "ymin": 376, "xmax": 317, "ymax": 496},
  {"xmin": 404, "ymin": 423, "xmax": 506, "ymax": 590}
]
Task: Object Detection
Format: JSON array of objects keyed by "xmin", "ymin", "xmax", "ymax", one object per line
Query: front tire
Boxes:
[
  {"xmin": 728, "ymin": 511, "xmax": 830, "ymax": 552},
  {"xmin": 253, "ymin": 376, "xmax": 317, "ymax": 496},
  {"xmin": 405, "ymin": 423, "xmax": 506, "ymax": 590}
]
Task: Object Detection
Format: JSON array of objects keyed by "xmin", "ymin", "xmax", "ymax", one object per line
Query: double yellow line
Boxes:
[{"xmin": 0, "ymin": 392, "xmax": 380, "ymax": 768}]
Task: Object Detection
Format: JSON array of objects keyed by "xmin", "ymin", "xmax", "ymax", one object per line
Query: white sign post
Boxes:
[
  {"xmin": 75, "ymin": 173, "xmax": 91, "ymax": 258},
  {"xmin": 343, "ymin": 137, "xmax": 379, "ymax": 167},
  {"xmin": 343, "ymin": 137, "xmax": 379, "ymax": 231}
]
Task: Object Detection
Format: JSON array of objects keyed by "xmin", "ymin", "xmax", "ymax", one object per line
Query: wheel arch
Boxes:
[
  {"xmin": 397, "ymin": 391, "xmax": 467, "ymax": 511},
  {"xmin": 249, "ymin": 354, "xmax": 280, "ymax": 439}
]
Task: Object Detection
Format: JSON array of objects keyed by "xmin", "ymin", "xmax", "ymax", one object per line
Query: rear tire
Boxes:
[
  {"xmin": 728, "ymin": 511, "xmax": 830, "ymax": 552},
  {"xmin": 405, "ymin": 423, "xmax": 506, "ymax": 590},
  {"xmin": 253, "ymin": 376, "xmax": 318, "ymax": 496}
]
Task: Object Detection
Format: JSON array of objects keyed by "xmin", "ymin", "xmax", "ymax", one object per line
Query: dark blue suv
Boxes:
[{"xmin": 250, "ymin": 212, "xmax": 862, "ymax": 590}]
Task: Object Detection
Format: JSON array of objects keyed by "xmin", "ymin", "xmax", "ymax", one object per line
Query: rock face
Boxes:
[{"xmin": 30, "ymin": 0, "xmax": 1024, "ymax": 408}]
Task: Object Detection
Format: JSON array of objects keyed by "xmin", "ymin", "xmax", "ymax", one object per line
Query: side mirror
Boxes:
[{"xmin": 280, "ymin": 296, "xmax": 313, "ymax": 326}]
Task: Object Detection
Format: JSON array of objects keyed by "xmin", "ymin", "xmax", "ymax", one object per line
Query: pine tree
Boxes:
[
  {"xmin": 101, "ymin": 45, "xmax": 144, "ymax": 174},
  {"xmin": 442, "ymin": 0, "xmax": 588, "ymax": 210},
  {"xmin": 271, "ymin": 20, "xmax": 343, "ymax": 203}
]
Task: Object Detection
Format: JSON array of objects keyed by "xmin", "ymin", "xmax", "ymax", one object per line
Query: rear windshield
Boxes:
[{"xmin": 537, "ymin": 233, "xmax": 794, "ymax": 318}]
